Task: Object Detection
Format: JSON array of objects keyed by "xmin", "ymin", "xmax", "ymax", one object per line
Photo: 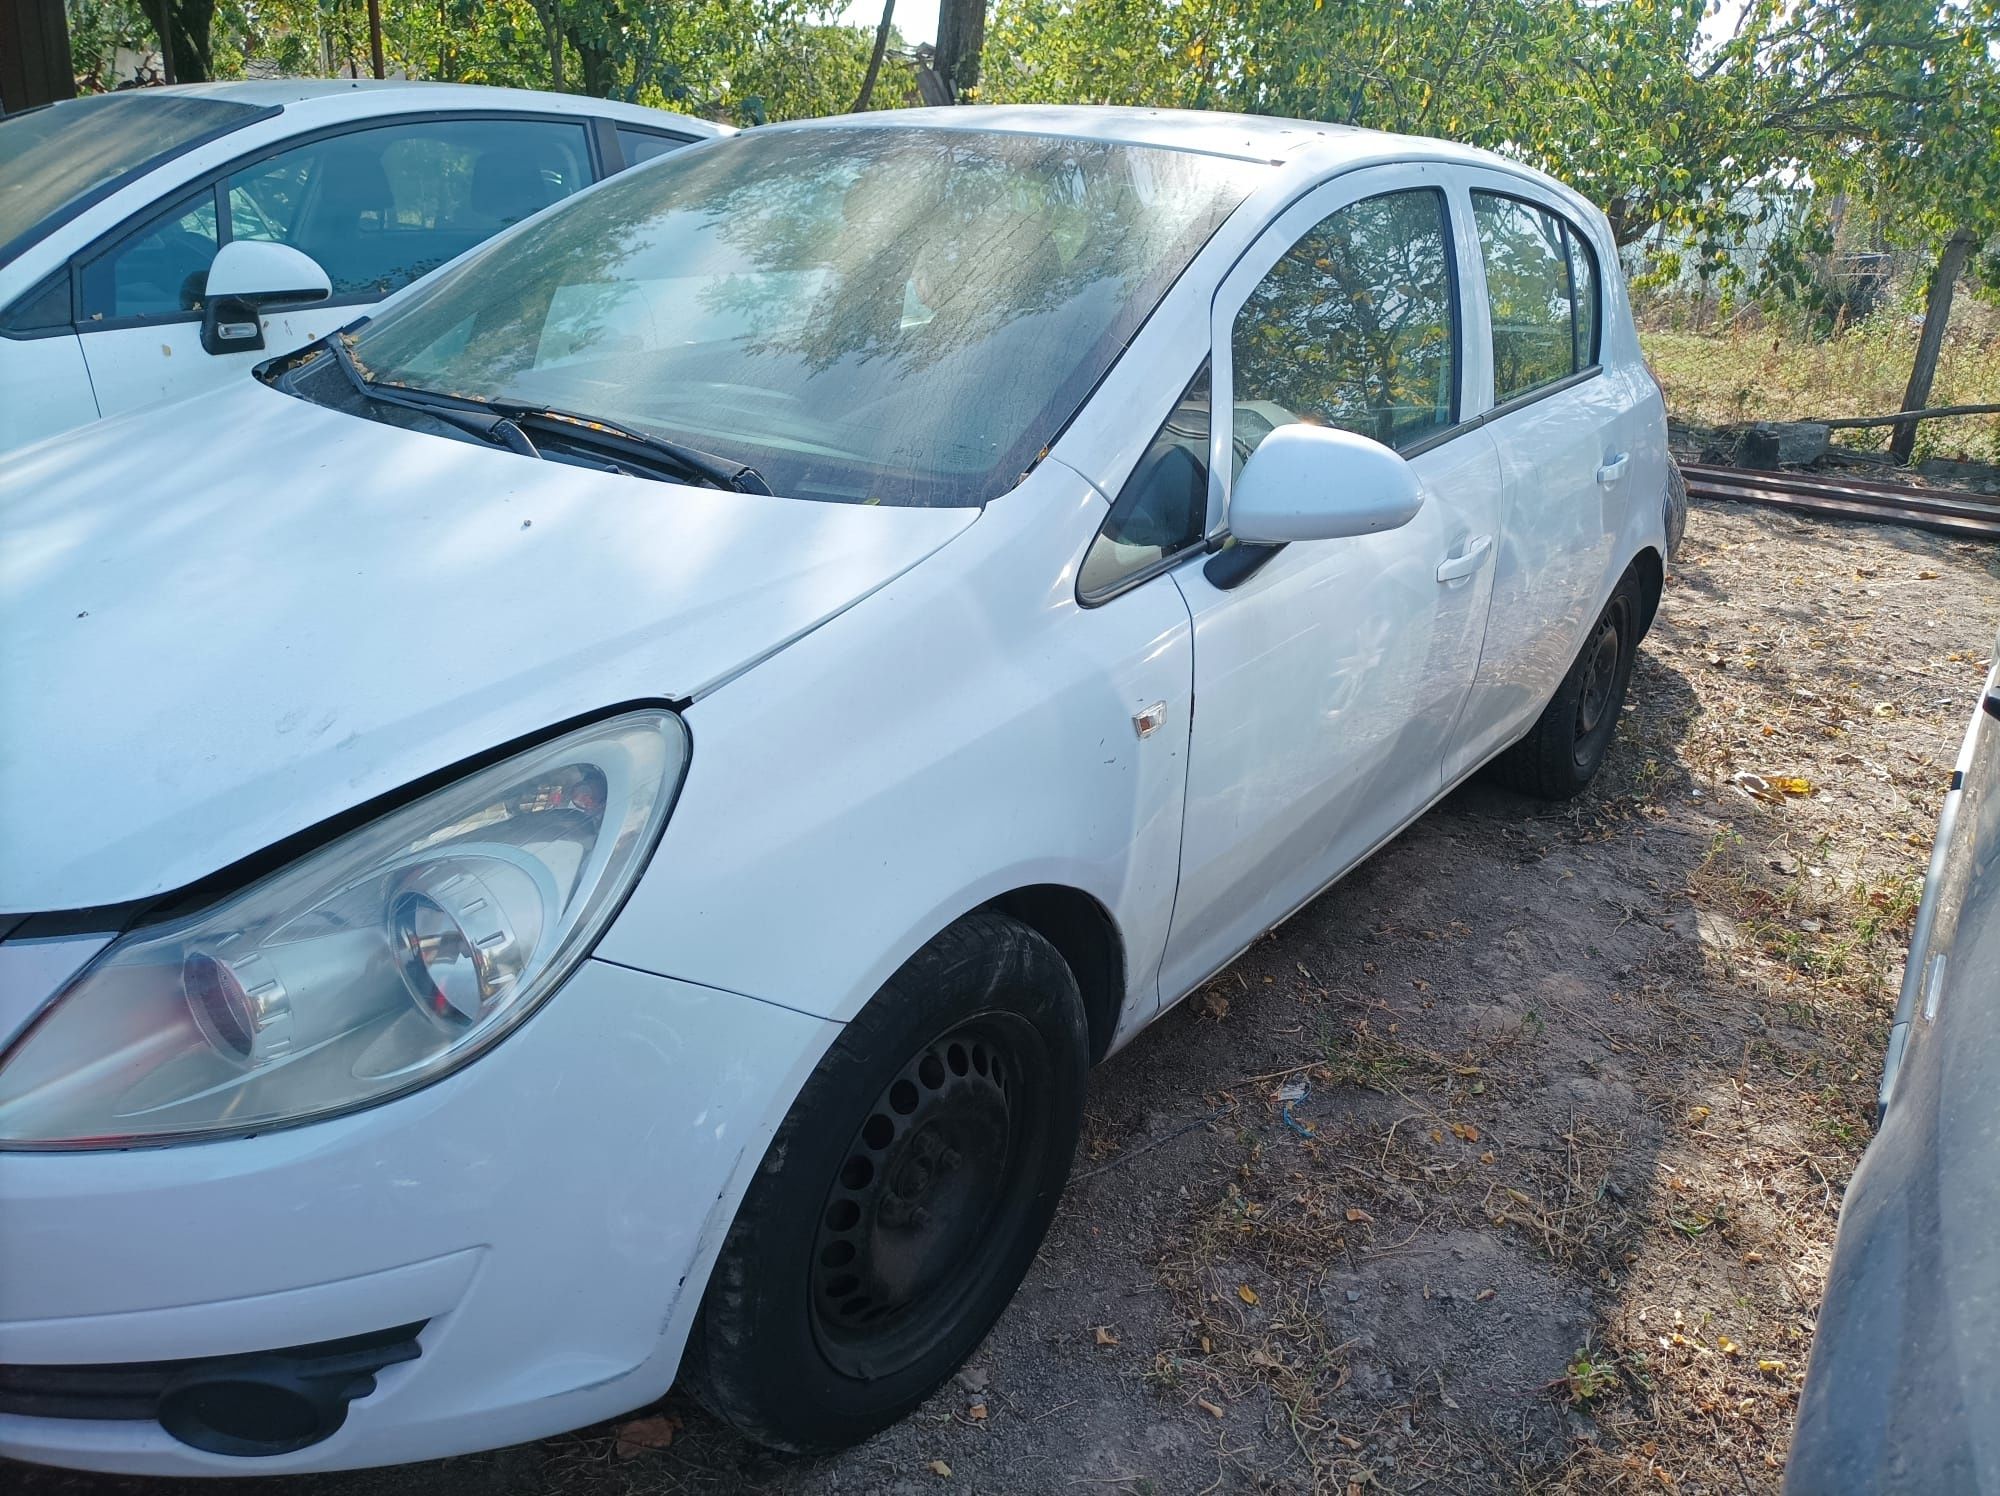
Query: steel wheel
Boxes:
[
  {"xmin": 809, "ymin": 1014, "xmax": 1044, "ymax": 1379},
  {"xmin": 1572, "ymin": 596, "xmax": 1630, "ymax": 766}
]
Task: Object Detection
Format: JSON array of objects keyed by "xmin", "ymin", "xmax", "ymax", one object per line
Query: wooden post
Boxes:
[
  {"xmin": 0, "ymin": 0, "xmax": 76, "ymax": 113},
  {"xmin": 1890, "ymin": 229, "xmax": 1976, "ymax": 466},
  {"xmin": 367, "ymin": 0, "xmax": 387, "ymax": 79}
]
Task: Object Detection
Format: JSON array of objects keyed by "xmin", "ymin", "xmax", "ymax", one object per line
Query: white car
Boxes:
[
  {"xmin": 0, "ymin": 106, "xmax": 1680, "ymax": 1474},
  {"xmin": 0, "ymin": 80, "xmax": 722, "ymax": 452}
]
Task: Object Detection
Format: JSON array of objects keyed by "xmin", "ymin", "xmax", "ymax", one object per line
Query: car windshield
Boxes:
[
  {"xmin": 0, "ymin": 93, "xmax": 265, "ymax": 267},
  {"xmin": 343, "ymin": 126, "xmax": 1264, "ymax": 506}
]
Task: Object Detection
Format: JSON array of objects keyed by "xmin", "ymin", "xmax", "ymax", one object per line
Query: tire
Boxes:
[
  {"xmin": 1489, "ymin": 566, "xmax": 1643, "ymax": 801},
  {"xmin": 684, "ymin": 912, "xmax": 1088, "ymax": 1453}
]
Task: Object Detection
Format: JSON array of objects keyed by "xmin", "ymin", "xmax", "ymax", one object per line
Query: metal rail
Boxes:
[{"xmin": 1682, "ymin": 463, "xmax": 2000, "ymax": 542}]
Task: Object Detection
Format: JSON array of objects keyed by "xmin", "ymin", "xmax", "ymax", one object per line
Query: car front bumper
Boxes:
[{"xmin": 0, "ymin": 955, "xmax": 836, "ymax": 1475}]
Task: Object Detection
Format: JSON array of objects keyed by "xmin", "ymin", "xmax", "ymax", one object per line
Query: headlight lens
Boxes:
[{"xmin": 0, "ymin": 711, "xmax": 687, "ymax": 1148}]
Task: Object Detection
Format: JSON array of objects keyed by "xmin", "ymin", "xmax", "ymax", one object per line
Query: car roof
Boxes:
[
  {"xmin": 145, "ymin": 79, "xmax": 725, "ymax": 135},
  {"xmin": 762, "ymin": 104, "xmax": 1581, "ymax": 207}
]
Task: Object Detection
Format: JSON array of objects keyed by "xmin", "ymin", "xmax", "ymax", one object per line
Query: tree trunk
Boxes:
[
  {"xmin": 532, "ymin": 2, "xmax": 563, "ymax": 91},
  {"xmin": 853, "ymin": 0, "xmax": 896, "ymax": 113},
  {"xmin": 154, "ymin": 0, "xmax": 216, "ymax": 82},
  {"xmin": 931, "ymin": 0, "xmax": 986, "ymax": 102},
  {"xmin": 366, "ymin": 0, "xmax": 386, "ymax": 79},
  {"xmin": 1890, "ymin": 229, "xmax": 1976, "ymax": 465}
]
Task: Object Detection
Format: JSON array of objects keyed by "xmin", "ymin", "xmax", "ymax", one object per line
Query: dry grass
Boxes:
[{"xmin": 1640, "ymin": 301, "xmax": 2000, "ymax": 465}]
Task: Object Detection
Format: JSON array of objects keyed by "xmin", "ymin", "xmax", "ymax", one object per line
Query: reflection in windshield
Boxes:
[{"xmin": 348, "ymin": 127, "xmax": 1263, "ymax": 506}]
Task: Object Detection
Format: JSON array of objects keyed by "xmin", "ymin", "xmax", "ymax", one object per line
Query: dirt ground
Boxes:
[{"xmin": 12, "ymin": 500, "xmax": 1998, "ymax": 1496}]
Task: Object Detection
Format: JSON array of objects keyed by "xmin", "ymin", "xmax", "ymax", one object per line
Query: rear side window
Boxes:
[
  {"xmin": 617, "ymin": 128, "xmax": 690, "ymax": 167},
  {"xmin": 1472, "ymin": 191, "xmax": 1600, "ymax": 403},
  {"xmin": 1079, "ymin": 364, "xmax": 1211, "ymax": 601},
  {"xmin": 1229, "ymin": 187, "xmax": 1457, "ymax": 461}
]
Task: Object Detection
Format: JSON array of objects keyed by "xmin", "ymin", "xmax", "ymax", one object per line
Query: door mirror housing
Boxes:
[
  {"xmin": 201, "ymin": 241, "xmax": 332, "ymax": 356},
  {"xmin": 1226, "ymin": 423, "xmax": 1424, "ymax": 544}
]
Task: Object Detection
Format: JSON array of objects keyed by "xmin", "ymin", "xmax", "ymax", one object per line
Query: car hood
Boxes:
[{"xmin": 1, "ymin": 382, "xmax": 978, "ymax": 912}]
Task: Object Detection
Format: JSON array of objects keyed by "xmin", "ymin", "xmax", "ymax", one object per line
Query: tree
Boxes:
[
  {"xmin": 926, "ymin": 0, "xmax": 986, "ymax": 101},
  {"xmin": 852, "ymin": 0, "xmax": 895, "ymax": 112},
  {"xmin": 1778, "ymin": 0, "xmax": 2000, "ymax": 460},
  {"xmin": 145, "ymin": 0, "xmax": 218, "ymax": 80}
]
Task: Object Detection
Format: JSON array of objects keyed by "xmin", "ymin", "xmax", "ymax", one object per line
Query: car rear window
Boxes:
[{"xmin": 0, "ymin": 93, "xmax": 266, "ymax": 269}]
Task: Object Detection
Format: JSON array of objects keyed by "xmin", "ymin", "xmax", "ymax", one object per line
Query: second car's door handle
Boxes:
[
  {"xmin": 1596, "ymin": 453, "xmax": 1630, "ymax": 484},
  {"xmin": 1436, "ymin": 534, "xmax": 1493, "ymax": 583}
]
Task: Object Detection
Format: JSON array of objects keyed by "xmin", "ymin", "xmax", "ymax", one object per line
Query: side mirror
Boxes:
[
  {"xmin": 200, "ymin": 241, "xmax": 332, "ymax": 356},
  {"xmin": 1227, "ymin": 423, "xmax": 1424, "ymax": 544}
]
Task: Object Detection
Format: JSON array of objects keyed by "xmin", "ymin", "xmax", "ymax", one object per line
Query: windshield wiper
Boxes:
[
  {"xmin": 321, "ymin": 336, "xmax": 540, "ymax": 458},
  {"xmin": 318, "ymin": 337, "xmax": 770, "ymax": 495},
  {"xmin": 488, "ymin": 406, "xmax": 773, "ymax": 496}
]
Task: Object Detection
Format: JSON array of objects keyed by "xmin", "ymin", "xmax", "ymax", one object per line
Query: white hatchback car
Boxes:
[
  {"xmin": 0, "ymin": 107, "xmax": 1682, "ymax": 1473},
  {"xmin": 0, "ymin": 80, "xmax": 722, "ymax": 452}
]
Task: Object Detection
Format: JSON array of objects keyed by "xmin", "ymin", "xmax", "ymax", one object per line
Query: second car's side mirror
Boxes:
[
  {"xmin": 1227, "ymin": 423, "xmax": 1425, "ymax": 544},
  {"xmin": 200, "ymin": 241, "xmax": 332, "ymax": 356}
]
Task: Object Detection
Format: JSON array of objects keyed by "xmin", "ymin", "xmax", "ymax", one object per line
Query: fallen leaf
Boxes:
[
  {"xmin": 1688, "ymin": 1105, "xmax": 1711, "ymax": 1126},
  {"xmin": 1742, "ymin": 1251, "xmax": 1765, "ymax": 1264},
  {"xmin": 613, "ymin": 1414, "xmax": 681, "ymax": 1458},
  {"xmin": 1451, "ymin": 1122, "xmax": 1481, "ymax": 1142},
  {"xmin": 1475, "ymin": 1287, "xmax": 1496, "ymax": 1302},
  {"xmin": 1337, "ymin": 1433, "xmax": 1363, "ymax": 1450},
  {"xmin": 1197, "ymin": 1397, "xmax": 1225, "ymax": 1419},
  {"xmin": 1759, "ymin": 1359, "xmax": 1788, "ymax": 1376},
  {"xmin": 1718, "ymin": 1336, "xmax": 1740, "ymax": 1356},
  {"xmin": 1479, "ymin": 1151, "xmax": 1496, "ymax": 1165},
  {"xmin": 929, "ymin": 1458, "xmax": 953, "ymax": 1477},
  {"xmin": 1345, "ymin": 1207, "xmax": 1373, "ymax": 1223},
  {"xmin": 1237, "ymin": 1283, "xmax": 1260, "ymax": 1306},
  {"xmin": 1094, "ymin": 1326, "xmax": 1119, "ymax": 1347},
  {"xmin": 1772, "ymin": 776, "xmax": 1813, "ymax": 797},
  {"xmin": 1918, "ymin": 569, "xmax": 1939, "ymax": 580},
  {"xmin": 968, "ymin": 1402, "xmax": 988, "ymax": 1422}
]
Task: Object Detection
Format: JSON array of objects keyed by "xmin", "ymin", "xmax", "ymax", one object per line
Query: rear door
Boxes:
[
  {"xmin": 1157, "ymin": 166, "xmax": 1505, "ymax": 1003},
  {"xmin": 76, "ymin": 115, "xmax": 597, "ymax": 422},
  {"xmin": 1444, "ymin": 173, "xmax": 1627, "ymax": 781}
]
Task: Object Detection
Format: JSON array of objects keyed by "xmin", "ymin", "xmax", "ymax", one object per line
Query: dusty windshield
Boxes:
[
  {"xmin": 0, "ymin": 93, "xmax": 263, "ymax": 266},
  {"xmin": 346, "ymin": 126, "xmax": 1264, "ymax": 506}
]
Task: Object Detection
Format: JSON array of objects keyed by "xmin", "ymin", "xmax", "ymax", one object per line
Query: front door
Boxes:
[{"xmin": 1158, "ymin": 166, "xmax": 1504, "ymax": 1003}]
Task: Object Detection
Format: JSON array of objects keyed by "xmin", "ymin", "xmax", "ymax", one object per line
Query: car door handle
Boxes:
[
  {"xmin": 1596, "ymin": 453, "xmax": 1630, "ymax": 484},
  {"xmin": 1436, "ymin": 534, "xmax": 1493, "ymax": 583}
]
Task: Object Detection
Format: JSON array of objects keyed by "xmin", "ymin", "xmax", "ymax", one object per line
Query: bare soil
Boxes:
[{"xmin": 12, "ymin": 502, "xmax": 1997, "ymax": 1496}]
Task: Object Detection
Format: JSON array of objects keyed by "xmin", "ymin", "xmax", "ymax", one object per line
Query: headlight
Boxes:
[{"xmin": 0, "ymin": 711, "xmax": 687, "ymax": 1148}]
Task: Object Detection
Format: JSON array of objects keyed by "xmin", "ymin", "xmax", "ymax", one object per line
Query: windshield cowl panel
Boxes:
[{"xmin": 343, "ymin": 126, "xmax": 1266, "ymax": 509}]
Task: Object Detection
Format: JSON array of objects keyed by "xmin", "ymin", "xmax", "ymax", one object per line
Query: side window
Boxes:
[
  {"xmin": 1079, "ymin": 363, "xmax": 1211, "ymax": 602},
  {"xmin": 1229, "ymin": 187, "xmax": 1456, "ymax": 465},
  {"xmin": 1571, "ymin": 230, "xmax": 1599, "ymax": 369},
  {"xmin": 617, "ymin": 128, "xmax": 690, "ymax": 167},
  {"xmin": 220, "ymin": 118, "xmax": 594, "ymax": 299},
  {"xmin": 78, "ymin": 188, "xmax": 219, "ymax": 322},
  {"xmin": 1472, "ymin": 191, "xmax": 1599, "ymax": 402}
]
